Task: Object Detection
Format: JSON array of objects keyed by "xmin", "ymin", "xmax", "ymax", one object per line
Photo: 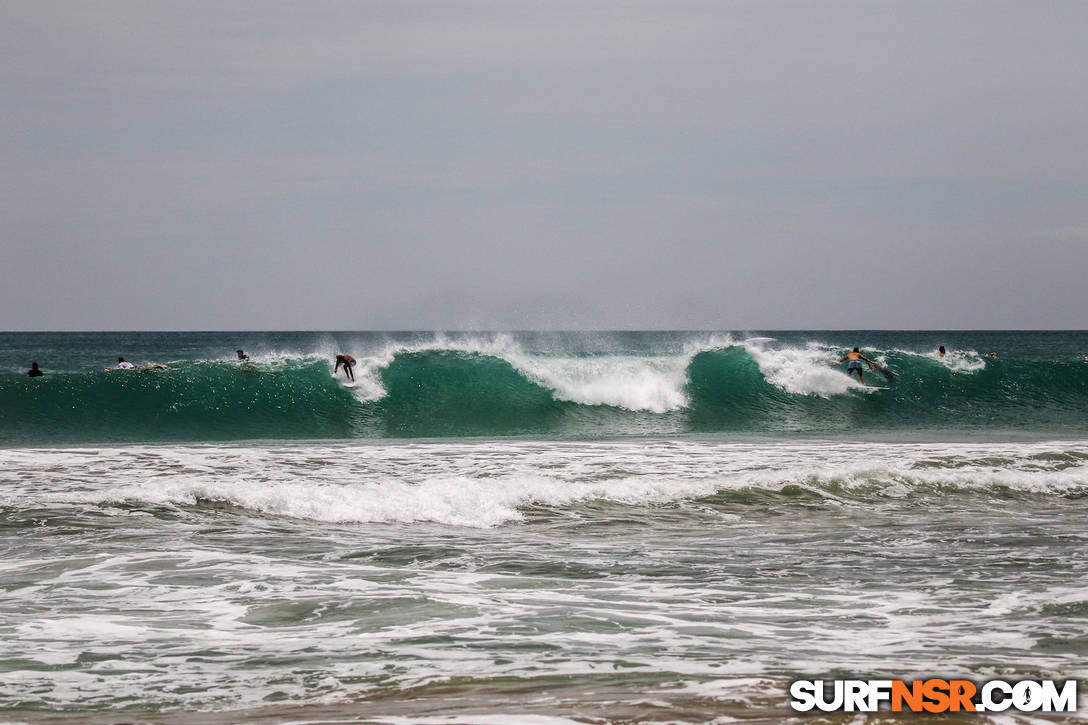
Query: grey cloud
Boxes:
[{"xmin": 2, "ymin": 1, "xmax": 1087, "ymax": 330}]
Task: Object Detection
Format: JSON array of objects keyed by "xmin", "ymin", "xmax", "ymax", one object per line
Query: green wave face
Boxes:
[
  {"xmin": 372, "ymin": 351, "xmax": 572, "ymax": 437},
  {"xmin": 685, "ymin": 347, "xmax": 795, "ymax": 430},
  {"xmin": 687, "ymin": 349, "xmax": 1088, "ymax": 432},
  {"xmin": 4, "ymin": 334, "xmax": 1088, "ymax": 443},
  {"xmin": 1, "ymin": 361, "xmax": 359, "ymax": 443},
  {"xmin": 823, "ymin": 353, "xmax": 1088, "ymax": 429}
]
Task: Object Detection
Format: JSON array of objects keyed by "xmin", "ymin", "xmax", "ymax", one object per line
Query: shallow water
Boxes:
[{"xmin": 2, "ymin": 438, "xmax": 1086, "ymax": 722}]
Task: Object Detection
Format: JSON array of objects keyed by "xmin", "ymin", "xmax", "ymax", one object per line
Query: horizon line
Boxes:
[{"xmin": 3, "ymin": 328, "xmax": 1087, "ymax": 334}]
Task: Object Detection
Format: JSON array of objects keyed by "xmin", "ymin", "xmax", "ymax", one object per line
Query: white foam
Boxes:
[
  {"xmin": 63, "ymin": 473, "xmax": 726, "ymax": 528},
  {"xmin": 511, "ymin": 355, "xmax": 690, "ymax": 413},
  {"xmin": 889, "ymin": 347, "xmax": 988, "ymax": 373},
  {"xmin": 936, "ymin": 348, "xmax": 988, "ymax": 373},
  {"xmin": 742, "ymin": 339, "xmax": 860, "ymax": 397},
  {"xmin": 509, "ymin": 333, "xmax": 738, "ymax": 412},
  {"xmin": 8, "ymin": 439, "xmax": 1088, "ymax": 529}
]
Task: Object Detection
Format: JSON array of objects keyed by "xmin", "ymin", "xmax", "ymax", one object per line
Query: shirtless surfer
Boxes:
[
  {"xmin": 334, "ymin": 354, "xmax": 356, "ymax": 382},
  {"xmin": 838, "ymin": 347, "xmax": 874, "ymax": 386}
]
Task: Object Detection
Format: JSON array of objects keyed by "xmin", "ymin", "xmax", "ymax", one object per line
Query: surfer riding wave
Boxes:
[{"xmin": 839, "ymin": 347, "xmax": 874, "ymax": 386}]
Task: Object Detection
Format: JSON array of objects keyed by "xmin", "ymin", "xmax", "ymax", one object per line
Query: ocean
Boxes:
[{"xmin": 2, "ymin": 331, "xmax": 1086, "ymax": 723}]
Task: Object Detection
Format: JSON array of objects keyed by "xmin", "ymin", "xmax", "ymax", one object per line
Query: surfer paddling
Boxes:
[
  {"xmin": 334, "ymin": 354, "xmax": 356, "ymax": 382},
  {"xmin": 108, "ymin": 356, "xmax": 166, "ymax": 371},
  {"xmin": 839, "ymin": 347, "xmax": 874, "ymax": 386}
]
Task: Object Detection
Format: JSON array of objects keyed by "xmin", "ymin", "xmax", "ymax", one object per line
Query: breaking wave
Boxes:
[{"xmin": 3, "ymin": 335, "xmax": 1087, "ymax": 442}]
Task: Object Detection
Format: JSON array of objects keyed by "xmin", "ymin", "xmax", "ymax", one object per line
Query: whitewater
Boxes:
[{"xmin": 2, "ymin": 330, "xmax": 1087, "ymax": 723}]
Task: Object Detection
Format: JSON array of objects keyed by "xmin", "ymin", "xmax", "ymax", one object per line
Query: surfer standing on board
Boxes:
[
  {"xmin": 334, "ymin": 354, "xmax": 356, "ymax": 382},
  {"xmin": 838, "ymin": 347, "xmax": 874, "ymax": 386}
]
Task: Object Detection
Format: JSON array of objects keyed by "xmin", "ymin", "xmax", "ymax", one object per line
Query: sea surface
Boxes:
[{"xmin": 1, "ymin": 331, "xmax": 1087, "ymax": 723}]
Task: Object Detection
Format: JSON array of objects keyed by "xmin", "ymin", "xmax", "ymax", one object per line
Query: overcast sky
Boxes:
[{"xmin": 2, "ymin": 1, "xmax": 1086, "ymax": 330}]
